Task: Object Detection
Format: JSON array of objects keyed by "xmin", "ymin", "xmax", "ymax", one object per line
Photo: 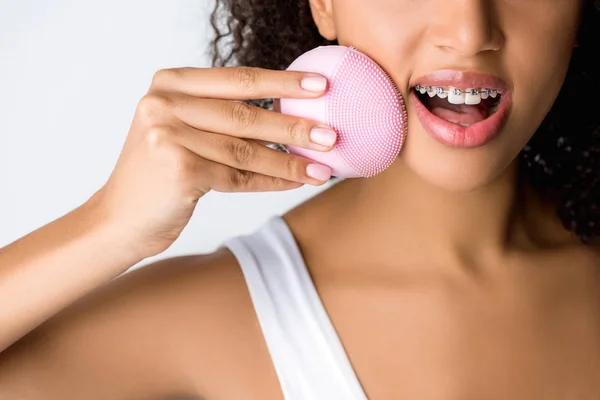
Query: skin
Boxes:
[{"xmin": 1, "ymin": 0, "xmax": 599, "ymax": 399}]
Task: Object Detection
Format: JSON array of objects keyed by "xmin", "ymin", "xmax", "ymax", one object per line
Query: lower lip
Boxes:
[{"xmin": 411, "ymin": 91, "xmax": 512, "ymax": 148}]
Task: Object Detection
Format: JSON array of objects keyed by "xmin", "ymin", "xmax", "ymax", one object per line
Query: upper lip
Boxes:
[{"xmin": 410, "ymin": 70, "xmax": 510, "ymax": 91}]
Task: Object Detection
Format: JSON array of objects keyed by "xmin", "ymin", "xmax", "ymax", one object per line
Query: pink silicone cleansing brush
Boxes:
[{"xmin": 279, "ymin": 45, "xmax": 408, "ymax": 178}]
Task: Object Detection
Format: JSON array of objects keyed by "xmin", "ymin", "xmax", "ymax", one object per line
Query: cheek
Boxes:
[
  {"xmin": 501, "ymin": 6, "xmax": 579, "ymax": 137},
  {"xmin": 332, "ymin": 0, "xmax": 422, "ymax": 56}
]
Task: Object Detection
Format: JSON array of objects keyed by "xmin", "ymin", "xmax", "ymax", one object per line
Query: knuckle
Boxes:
[
  {"xmin": 285, "ymin": 119, "xmax": 307, "ymax": 142},
  {"xmin": 144, "ymin": 125, "xmax": 175, "ymax": 150},
  {"xmin": 225, "ymin": 139, "xmax": 257, "ymax": 166},
  {"xmin": 285, "ymin": 156, "xmax": 303, "ymax": 180},
  {"xmin": 232, "ymin": 67, "xmax": 259, "ymax": 92},
  {"xmin": 137, "ymin": 94, "xmax": 173, "ymax": 124},
  {"xmin": 229, "ymin": 169, "xmax": 253, "ymax": 188},
  {"xmin": 270, "ymin": 176, "xmax": 288, "ymax": 189},
  {"xmin": 230, "ymin": 102, "xmax": 259, "ymax": 132},
  {"xmin": 151, "ymin": 68, "xmax": 180, "ymax": 89}
]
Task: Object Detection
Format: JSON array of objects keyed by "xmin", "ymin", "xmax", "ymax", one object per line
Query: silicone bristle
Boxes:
[{"xmin": 327, "ymin": 48, "xmax": 407, "ymax": 177}]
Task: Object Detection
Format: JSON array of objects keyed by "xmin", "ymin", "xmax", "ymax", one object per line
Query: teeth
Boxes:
[
  {"xmin": 414, "ymin": 85, "xmax": 501, "ymax": 103},
  {"xmin": 465, "ymin": 88, "xmax": 481, "ymax": 105},
  {"xmin": 448, "ymin": 87, "xmax": 465, "ymax": 105}
]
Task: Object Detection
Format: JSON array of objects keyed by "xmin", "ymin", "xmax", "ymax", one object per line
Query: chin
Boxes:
[{"xmin": 397, "ymin": 123, "xmax": 521, "ymax": 193}]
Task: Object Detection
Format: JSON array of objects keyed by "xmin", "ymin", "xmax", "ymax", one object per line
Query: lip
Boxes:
[{"xmin": 410, "ymin": 70, "xmax": 513, "ymax": 148}]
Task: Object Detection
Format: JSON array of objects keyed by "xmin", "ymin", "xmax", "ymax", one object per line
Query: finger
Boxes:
[
  {"xmin": 204, "ymin": 161, "xmax": 306, "ymax": 193},
  {"xmin": 150, "ymin": 66, "xmax": 328, "ymax": 100},
  {"xmin": 177, "ymin": 147, "xmax": 304, "ymax": 193},
  {"xmin": 167, "ymin": 95, "xmax": 338, "ymax": 152},
  {"xmin": 173, "ymin": 123, "xmax": 332, "ymax": 185}
]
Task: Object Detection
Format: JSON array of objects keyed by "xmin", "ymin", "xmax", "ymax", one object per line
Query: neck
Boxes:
[{"xmin": 332, "ymin": 159, "xmax": 534, "ymax": 267}]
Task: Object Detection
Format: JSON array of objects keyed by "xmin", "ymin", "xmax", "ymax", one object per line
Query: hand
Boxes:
[{"xmin": 92, "ymin": 66, "xmax": 337, "ymax": 258}]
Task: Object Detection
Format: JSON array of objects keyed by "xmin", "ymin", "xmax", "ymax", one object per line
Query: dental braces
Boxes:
[{"xmin": 414, "ymin": 85, "xmax": 503, "ymax": 96}]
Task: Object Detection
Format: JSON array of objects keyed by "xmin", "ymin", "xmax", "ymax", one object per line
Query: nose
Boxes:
[{"xmin": 426, "ymin": 0, "xmax": 504, "ymax": 57}]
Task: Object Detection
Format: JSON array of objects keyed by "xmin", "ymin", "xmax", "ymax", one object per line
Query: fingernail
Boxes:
[
  {"xmin": 301, "ymin": 76, "xmax": 327, "ymax": 93},
  {"xmin": 306, "ymin": 164, "xmax": 332, "ymax": 182},
  {"xmin": 310, "ymin": 127, "xmax": 337, "ymax": 147}
]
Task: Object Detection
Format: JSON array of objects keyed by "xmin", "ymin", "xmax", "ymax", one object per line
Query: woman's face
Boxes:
[{"xmin": 309, "ymin": 0, "xmax": 583, "ymax": 191}]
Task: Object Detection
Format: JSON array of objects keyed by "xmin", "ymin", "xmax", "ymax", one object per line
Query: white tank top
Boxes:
[{"xmin": 223, "ymin": 216, "xmax": 368, "ymax": 400}]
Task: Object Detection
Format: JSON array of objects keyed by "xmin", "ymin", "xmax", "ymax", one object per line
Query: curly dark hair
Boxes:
[{"xmin": 209, "ymin": 0, "xmax": 600, "ymax": 244}]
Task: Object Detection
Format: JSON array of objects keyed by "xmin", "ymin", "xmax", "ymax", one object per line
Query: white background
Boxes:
[{"xmin": 0, "ymin": 0, "xmax": 331, "ymax": 269}]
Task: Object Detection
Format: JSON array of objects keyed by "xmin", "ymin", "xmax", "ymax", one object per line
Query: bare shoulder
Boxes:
[{"xmin": 0, "ymin": 247, "xmax": 281, "ymax": 400}]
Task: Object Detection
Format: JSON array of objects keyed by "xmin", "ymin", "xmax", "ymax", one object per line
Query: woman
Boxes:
[{"xmin": 0, "ymin": 0, "xmax": 599, "ymax": 398}]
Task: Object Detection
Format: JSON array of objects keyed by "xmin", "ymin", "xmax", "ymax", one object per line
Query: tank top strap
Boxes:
[{"xmin": 223, "ymin": 216, "xmax": 367, "ymax": 400}]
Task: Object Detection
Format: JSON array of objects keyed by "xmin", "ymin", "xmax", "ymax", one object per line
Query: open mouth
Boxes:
[
  {"xmin": 410, "ymin": 72, "xmax": 512, "ymax": 149},
  {"xmin": 413, "ymin": 85, "xmax": 503, "ymax": 127}
]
